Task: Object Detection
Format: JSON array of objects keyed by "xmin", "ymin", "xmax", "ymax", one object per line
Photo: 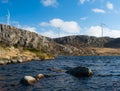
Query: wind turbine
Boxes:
[
  {"xmin": 6, "ymin": 10, "xmax": 10, "ymax": 25},
  {"xmin": 100, "ymin": 23, "xmax": 106, "ymax": 37}
]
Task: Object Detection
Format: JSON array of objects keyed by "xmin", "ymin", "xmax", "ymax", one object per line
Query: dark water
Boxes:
[{"xmin": 0, "ymin": 56, "xmax": 120, "ymax": 91}]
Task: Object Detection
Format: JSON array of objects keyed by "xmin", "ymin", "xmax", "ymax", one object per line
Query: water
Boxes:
[{"xmin": 0, "ymin": 56, "xmax": 120, "ymax": 91}]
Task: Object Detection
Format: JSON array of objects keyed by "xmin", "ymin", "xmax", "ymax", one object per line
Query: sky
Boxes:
[{"xmin": 0, "ymin": 0, "xmax": 120, "ymax": 38}]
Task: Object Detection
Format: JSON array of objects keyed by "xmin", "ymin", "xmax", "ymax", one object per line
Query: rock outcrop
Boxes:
[
  {"xmin": 0, "ymin": 24, "xmax": 49, "ymax": 49},
  {"xmin": 53, "ymin": 35, "xmax": 114, "ymax": 48}
]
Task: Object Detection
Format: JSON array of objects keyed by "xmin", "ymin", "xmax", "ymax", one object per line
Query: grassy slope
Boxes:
[{"xmin": 0, "ymin": 47, "xmax": 54, "ymax": 60}]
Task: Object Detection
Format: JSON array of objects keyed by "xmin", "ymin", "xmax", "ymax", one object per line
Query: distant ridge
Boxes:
[{"xmin": 53, "ymin": 35, "xmax": 117, "ymax": 48}]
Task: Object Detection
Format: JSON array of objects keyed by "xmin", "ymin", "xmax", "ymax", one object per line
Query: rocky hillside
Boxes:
[
  {"xmin": 104, "ymin": 38, "xmax": 120, "ymax": 48},
  {"xmin": 53, "ymin": 35, "xmax": 115, "ymax": 48},
  {"xmin": 0, "ymin": 24, "xmax": 120, "ymax": 58},
  {"xmin": 0, "ymin": 24, "xmax": 50, "ymax": 48}
]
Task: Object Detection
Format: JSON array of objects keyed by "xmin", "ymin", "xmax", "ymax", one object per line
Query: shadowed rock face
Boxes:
[
  {"xmin": 53, "ymin": 35, "xmax": 114, "ymax": 48},
  {"xmin": 104, "ymin": 38, "xmax": 120, "ymax": 48}
]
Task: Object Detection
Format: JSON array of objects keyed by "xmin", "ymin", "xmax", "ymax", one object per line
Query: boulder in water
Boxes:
[
  {"xmin": 36, "ymin": 74, "xmax": 44, "ymax": 80},
  {"xmin": 20, "ymin": 76, "xmax": 36, "ymax": 85},
  {"xmin": 66, "ymin": 66, "xmax": 93, "ymax": 77}
]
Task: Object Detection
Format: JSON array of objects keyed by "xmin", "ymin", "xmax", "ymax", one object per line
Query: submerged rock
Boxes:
[
  {"xmin": 36, "ymin": 74, "xmax": 44, "ymax": 80},
  {"xmin": 66, "ymin": 66, "xmax": 93, "ymax": 77},
  {"xmin": 20, "ymin": 76, "xmax": 36, "ymax": 85}
]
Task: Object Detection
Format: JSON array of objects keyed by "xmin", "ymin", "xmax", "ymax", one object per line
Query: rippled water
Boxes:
[{"xmin": 0, "ymin": 56, "xmax": 120, "ymax": 91}]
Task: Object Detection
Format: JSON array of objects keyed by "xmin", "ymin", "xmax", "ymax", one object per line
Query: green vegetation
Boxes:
[
  {"xmin": 23, "ymin": 48, "xmax": 54, "ymax": 60},
  {"xmin": 24, "ymin": 48, "xmax": 41, "ymax": 54}
]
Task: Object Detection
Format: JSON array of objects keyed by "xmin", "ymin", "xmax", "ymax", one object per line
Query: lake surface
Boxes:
[{"xmin": 0, "ymin": 56, "xmax": 120, "ymax": 91}]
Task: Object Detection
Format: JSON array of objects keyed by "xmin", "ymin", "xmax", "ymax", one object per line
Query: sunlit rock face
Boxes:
[{"xmin": 0, "ymin": 24, "xmax": 49, "ymax": 48}]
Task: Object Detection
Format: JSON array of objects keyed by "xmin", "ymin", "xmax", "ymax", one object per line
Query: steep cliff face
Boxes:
[{"xmin": 0, "ymin": 24, "xmax": 49, "ymax": 49}]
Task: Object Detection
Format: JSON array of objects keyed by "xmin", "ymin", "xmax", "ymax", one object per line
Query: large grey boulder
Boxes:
[{"xmin": 66, "ymin": 66, "xmax": 93, "ymax": 77}]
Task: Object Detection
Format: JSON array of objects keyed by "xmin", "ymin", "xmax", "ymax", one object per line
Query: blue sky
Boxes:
[{"xmin": 0, "ymin": 0, "xmax": 120, "ymax": 38}]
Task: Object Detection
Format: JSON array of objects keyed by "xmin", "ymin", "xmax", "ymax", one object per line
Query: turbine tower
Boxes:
[
  {"xmin": 7, "ymin": 10, "xmax": 10, "ymax": 25},
  {"xmin": 100, "ymin": 23, "xmax": 105, "ymax": 37}
]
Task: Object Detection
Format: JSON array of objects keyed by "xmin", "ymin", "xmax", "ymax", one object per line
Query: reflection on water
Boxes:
[{"xmin": 0, "ymin": 56, "xmax": 120, "ymax": 91}]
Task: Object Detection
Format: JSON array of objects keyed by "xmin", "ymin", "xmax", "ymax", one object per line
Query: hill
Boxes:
[
  {"xmin": 53, "ymin": 35, "xmax": 115, "ymax": 48},
  {"xmin": 0, "ymin": 24, "xmax": 120, "ymax": 64}
]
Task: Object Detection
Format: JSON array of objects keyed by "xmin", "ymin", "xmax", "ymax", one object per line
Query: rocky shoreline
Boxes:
[
  {"xmin": 0, "ymin": 56, "xmax": 55, "ymax": 65},
  {"xmin": 0, "ymin": 56, "xmax": 33, "ymax": 65},
  {"xmin": 0, "ymin": 46, "xmax": 55, "ymax": 65}
]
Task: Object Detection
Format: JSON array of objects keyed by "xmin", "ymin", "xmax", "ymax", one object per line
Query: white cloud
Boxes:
[
  {"xmin": 39, "ymin": 22, "xmax": 49, "ymax": 26},
  {"xmin": 80, "ymin": 17, "xmax": 88, "ymax": 20},
  {"xmin": 50, "ymin": 18, "xmax": 63, "ymax": 28},
  {"xmin": 106, "ymin": 1, "xmax": 114, "ymax": 10},
  {"xmin": 40, "ymin": 30, "xmax": 79, "ymax": 38},
  {"xmin": 22, "ymin": 26, "xmax": 37, "ymax": 33},
  {"xmin": 85, "ymin": 26, "xmax": 102, "ymax": 37},
  {"xmin": 40, "ymin": 18, "xmax": 81, "ymax": 38},
  {"xmin": 40, "ymin": 18, "xmax": 81, "ymax": 34},
  {"xmin": 85, "ymin": 26, "xmax": 120, "ymax": 38},
  {"xmin": 41, "ymin": 0, "xmax": 58, "ymax": 7},
  {"xmin": 1, "ymin": 0, "xmax": 8, "ymax": 3},
  {"xmin": 11, "ymin": 21, "xmax": 37, "ymax": 33},
  {"xmin": 41, "ymin": 30, "xmax": 58, "ymax": 38},
  {"xmin": 50, "ymin": 18, "xmax": 81, "ymax": 33},
  {"xmin": 92, "ymin": 8, "xmax": 106, "ymax": 13}
]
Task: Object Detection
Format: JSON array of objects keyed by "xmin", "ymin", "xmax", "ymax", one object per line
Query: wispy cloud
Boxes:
[
  {"xmin": 80, "ymin": 17, "xmax": 88, "ymax": 20},
  {"xmin": 11, "ymin": 21, "xmax": 37, "ymax": 33},
  {"xmin": 79, "ymin": 0, "xmax": 85, "ymax": 4},
  {"xmin": 41, "ymin": 30, "xmax": 58, "ymax": 38},
  {"xmin": 22, "ymin": 26, "xmax": 37, "ymax": 33},
  {"xmin": 92, "ymin": 8, "xmax": 106, "ymax": 13},
  {"xmin": 40, "ymin": 0, "xmax": 58, "ymax": 7},
  {"xmin": 106, "ymin": 1, "xmax": 114, "ymax": 10},
  {"xmin": 39, "ymin": 22, "xmax": 49, "ymax": 26},
  {"xmin": 79, "ymin": 0, "xmax": 95, "ymax": 4},
  {"xmin": 1, "ymin": 0, "xmax": 8, "ymax": 3}
]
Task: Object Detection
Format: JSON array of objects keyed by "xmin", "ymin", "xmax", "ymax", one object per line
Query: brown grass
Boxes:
[
  {"xmin": 91, "ymin": 48, "xmax": 120, "ymax": 56},
  {"xmin": 0, "ymin": 47, "xmax": 36, "ymax": 59}
]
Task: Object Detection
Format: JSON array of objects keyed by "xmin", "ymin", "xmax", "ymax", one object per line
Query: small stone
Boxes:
[
  {"xmin": 36, "ymin": 74, "xmax": 44, "ymax": 80},
  {"xmin": 11, "ymin": 59, "xmax": 18, "ymax": 63},
  {"xmin": 20, "ymin": 76, "xmax": 36, "ymax": 85}
]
